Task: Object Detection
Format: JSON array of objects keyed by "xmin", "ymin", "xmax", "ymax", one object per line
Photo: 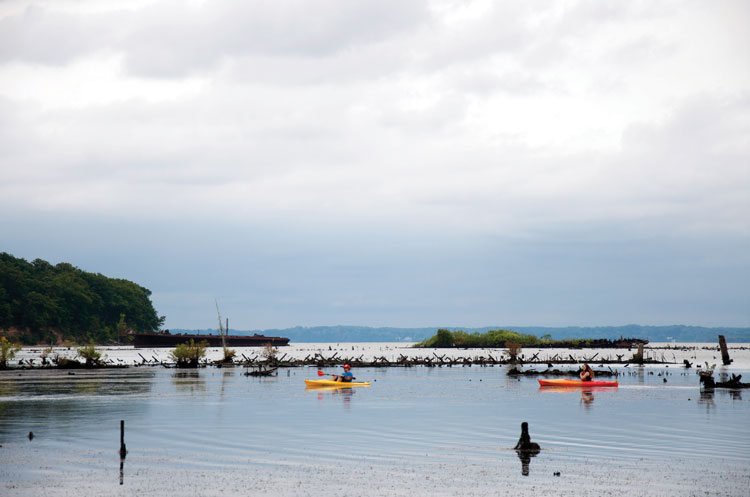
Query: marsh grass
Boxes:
[
  {"xmin": 171, "ymin": 339, "xmax": 208, "ymax": 368},
  {"xmin": 222, "ymin": 348, "xmax": 236, "ymax": 362},
  {"xmin": 262, "ymin": 342, "xmax": 278, "ymax": 362},
  {"xmin": 506, "ymin": 341, "xmax": 522, "ymax": 362}
]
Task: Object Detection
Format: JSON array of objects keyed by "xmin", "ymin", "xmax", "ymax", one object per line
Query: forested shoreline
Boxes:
[{"xmin": 0, "ymin": 252, "xmax": 163, "ymax": 344}]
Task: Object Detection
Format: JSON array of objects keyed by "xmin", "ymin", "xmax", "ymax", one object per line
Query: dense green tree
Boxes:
[
  {"xmin": 116, "ymin": 313, "xmax": 128, "ymax": 344},
  {"xmin": 434, "ymin": 328, "xmax": 454, "ymax": 347},
  {"xmin": 0, "ymin": 288, "xmax": 12, "ymax": 325},
  {"xmin": 0, "ymin": 252, "xmax": 164, "ymax": 344}
]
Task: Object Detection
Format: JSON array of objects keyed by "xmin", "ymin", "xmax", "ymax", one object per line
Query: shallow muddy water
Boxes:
[{"xmin": 1, "ymin": 348, "xmax": 749, "ymax": 496}]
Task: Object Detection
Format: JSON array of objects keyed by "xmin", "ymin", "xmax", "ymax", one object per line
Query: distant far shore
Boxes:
[
  {"xmin": 4, "ymin": 324, "xmax": 749, "ymax": 346},
  {"xmin": 169, "ymin": 324, "xmax": 750, "ymax": 344}
]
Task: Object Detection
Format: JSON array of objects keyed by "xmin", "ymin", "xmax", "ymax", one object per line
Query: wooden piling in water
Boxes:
[
  {"xmin": 718, "ymin": 335, "xmax": 732, "ymax": 365},
  {"xmin": 119, "ymin": 420, "xmax": 127, "ymax": 458}
]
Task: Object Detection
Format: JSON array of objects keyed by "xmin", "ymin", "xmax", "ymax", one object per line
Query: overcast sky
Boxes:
[{"xmin": 1, "ymin": 0, "xmax": 748, "ymax": 330}]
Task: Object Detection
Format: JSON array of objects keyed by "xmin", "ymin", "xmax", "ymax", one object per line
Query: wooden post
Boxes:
[
  {"xmin": 637, "ymin": 343, "xmax": 644, "ymax": 364},
  {"xmin": 718, "ymin": 335, "xmax": 732, "ymax": 365},
  {"xmin": 119, "ymin": 420, "xmax": 127, "ymax": 458}
]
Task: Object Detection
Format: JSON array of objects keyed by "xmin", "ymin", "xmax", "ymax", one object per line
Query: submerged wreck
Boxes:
[
  {"xmin": 131, "ymin": 330, "xmax": 290, "ymax": 348},
  {"xmin": 699, "ymin": 372, "xmax": 750, "ymax": 389}
]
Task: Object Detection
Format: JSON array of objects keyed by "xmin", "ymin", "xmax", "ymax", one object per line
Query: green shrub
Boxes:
[
  {"xmin": 170, "ymin": 339, "xmax": 208, "ymax": 368},
  {"xmin": 0, "ymin": 336, "xmax": 21, "ymax": 368},
  {"xmin": 77, "ymin": 343, "xmax": 102, "ymax": 367}
]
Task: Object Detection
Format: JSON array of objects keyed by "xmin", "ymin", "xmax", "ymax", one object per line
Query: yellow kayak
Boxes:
[{"xmin": 304, "ymin": 379, "xmax": 370, "ymax": 388}]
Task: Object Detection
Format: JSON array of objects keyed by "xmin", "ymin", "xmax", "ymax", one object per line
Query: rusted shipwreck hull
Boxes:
[{"xmin": 132, "ymin": 331, "xmax": 289, "ymax": 348}]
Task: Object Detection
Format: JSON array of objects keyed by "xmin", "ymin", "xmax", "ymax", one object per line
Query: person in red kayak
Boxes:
[
  {"xmin": 580, "ymin": 363, "xmax": 594, "ymax": 382},
  {"xmin": 332, "ymin": 364, "xmax": 355, "ymax": 382}
]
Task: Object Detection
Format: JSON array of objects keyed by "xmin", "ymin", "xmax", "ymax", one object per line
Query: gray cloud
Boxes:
[
  {"xmin": 0, "ymin": 4, "xmax": 113, "ymax": 65},
  {"xmin": 1, "ymin": 0, "xmax": 749, "ymax": 328},
  {"xmin": 0, "ymin": 1, "xmax": 430, "ymax": 77},
  {"xmin": 121, "ymin": 0, "xmax": 430, "ymax": 77}
]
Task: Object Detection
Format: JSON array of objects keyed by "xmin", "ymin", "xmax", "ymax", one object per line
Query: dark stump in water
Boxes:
[
  {"xmin": 514, "ymin": 422, "xmax": 540, "ymax": 476},
  {"xmin": 699, "ymin": 372, "xmax": 750, "ymax": 389}
]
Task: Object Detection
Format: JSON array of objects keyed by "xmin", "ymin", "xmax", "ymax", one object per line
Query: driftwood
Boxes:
[
  {"xmin": 51, "ymin": 358, "xmax": 127, "ymax": 369},
  {"xmin": 9, "ymin": 353, "xmax": 677, "ymax": 369},
  {"xmin": 8, "ymin": 344, "xmax": 681, "ymax": 370},
  {"xmin": 56, "ymin": 358, "xmax": 84, "ymax": 369},
  {"xmin": 244, "ymin": 366, "xmax": 278, "ymax": 377},
  {"xmin": 699, "ymin": 373, "xmax": 750, "ymax": 389}
]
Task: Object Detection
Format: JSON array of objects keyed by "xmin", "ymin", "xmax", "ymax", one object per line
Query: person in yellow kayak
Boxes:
[
  {"xmin": 331, "ymin": 364, "xmax": 355, "ymax": 382},
  {"xmin": 580, "ymin": 363, "xmax": 594, "ymax": 382}
]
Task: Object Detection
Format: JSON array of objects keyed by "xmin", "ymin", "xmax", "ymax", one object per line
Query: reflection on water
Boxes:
[
  {"xmin": 172, "ymin": 370, "xmax": 205, "ymax": 393},
  {"xmin": 699, "ymin": 387, "xmax": 744, "ymax": 405},
  {"xmin": 0, "ymin": 369, "xmax": 155, "ymax": 398},
  {"xmin": 329, "ymin": 387, "xmax": 354, "ymax": 410},
  {"xmin": 119, "ymin": 452, "xmax": 125, "ymax": 486},
  {"xmin": 580, "ymin": 389, "xmax": 595, "ymax": 409},
  {"xmin": 698, "ymin": 390, "xmax": 715, "ymax": 412},
  {"xmin": 637, "ymin": 365, "xmax": 646, "ymax": 384},
  {"xmin": 537, "ymin": 385, "xmax": 619, "ymax": 411},
  {"xmin": 516, "ymin": 447, "xmax": 540, "ymax": 476},
  {"xmin": 74, "ymin": 379, "xmax": 103, "ymax": 395},
  {"xmin": 219, "ymin": 369, "xmax": 233, "ymax": 399},
  {"xmin": 0, "ymin": 370, "xmax": 155, "ymax": 441},
  {"xmin": 308, "ymin": 386, "xmax": 357, "ymax": 410}
]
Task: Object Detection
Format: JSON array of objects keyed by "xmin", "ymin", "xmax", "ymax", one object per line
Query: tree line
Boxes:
[
  {"xmin": 0, "ymin": 252, "xmax": 164, "ymax": 344},
  {"xmin": 417, "ymin": 328, "xmax": 543, "ymax": 348},
  {"xmin": 415, "ymin": 328, "xmax": 647, "ymax": 348}
]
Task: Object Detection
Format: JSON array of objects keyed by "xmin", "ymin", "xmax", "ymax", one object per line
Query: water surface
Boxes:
[{"xmin": 1, "ymin": 351, "xmax": 749, "ymax": 496}]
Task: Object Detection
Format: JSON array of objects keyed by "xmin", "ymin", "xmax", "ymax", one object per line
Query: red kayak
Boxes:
[{"xmin": 538, "ymin": 378, "xmax": 618, "ymax": 388}]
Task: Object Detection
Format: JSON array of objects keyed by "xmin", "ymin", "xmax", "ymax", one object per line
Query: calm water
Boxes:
[{"xmin": 1, "ymin": 355, "xmax": 749, "ymax": 496}]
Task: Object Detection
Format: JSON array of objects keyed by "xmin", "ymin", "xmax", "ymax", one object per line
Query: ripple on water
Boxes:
[{"xmin": 1, "ymin": 364, "xmax": 749, "ymax": 496}]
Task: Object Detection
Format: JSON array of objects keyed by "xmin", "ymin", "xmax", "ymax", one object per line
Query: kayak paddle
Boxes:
[{"xmin": 317, "ymin": 370, "xmax": 359, "ymax": 381}]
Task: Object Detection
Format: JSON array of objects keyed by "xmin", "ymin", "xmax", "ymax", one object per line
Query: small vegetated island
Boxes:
[
  {"xmin": 416, "ymin": 328, "xmax": 647, "ymax": 349},
  {"xmin": 0, "ymin": 252, "xmax": 164, "ymax": 345}
]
